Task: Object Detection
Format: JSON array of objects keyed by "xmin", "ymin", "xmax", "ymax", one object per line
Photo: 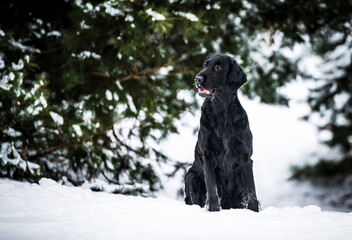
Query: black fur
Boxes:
[{"xmin": 185, "ymin": 53, "xmax": 259, "ymax": 212}]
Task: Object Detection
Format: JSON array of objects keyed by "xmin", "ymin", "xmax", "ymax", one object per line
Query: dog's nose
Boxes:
[{"xmin": 195, "ymin": 75, "xmax": 204, "ymax": 85}]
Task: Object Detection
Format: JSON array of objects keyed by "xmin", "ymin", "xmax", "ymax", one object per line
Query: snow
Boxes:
[
  {"xmin": 72, "ymin": 51, "xmax": 101, "ymax": 60},
  {"xmin": 146, "ymin": 8, "xmax": 166, "ymax": 21},
  {"xmin": 3, "ymin": 127, "xmax": 22, "ymax": 137},
  {"xmin": 174, "ymin": 12, "xmax": 199, "ymax": 22},
  {"xmin": 105, "ymin": 89, "xmax": 113, "ymax": 101},
  {"xmin": 11, "ymin": 59, "xmax": 24, "ymax": 71},
  {"xmin": 159, "ymin": 66, "xmax": 174, "ymax": 75},
  {"xmin": 8, "ymin": 72, "xmax": 15, "ymax": 81},
  {"xmin": 0, "ymin": 75, "xmax": 11, "ymax": 91},
  {"xmin": 38, "ymin": 95, "xmax": 48, "ymax": 108},
  {"xmin": 0, "ymin": 143, "xmax": 40, "ymax": 173},
  {"xmin": 0, "ymin": 178, "xmax": 350, "ymax": 240},
  {"xmin": 47, "ymin": 30, "xmax": 62, "ymax": 37},
  {"xmin": 103, "ymin": 1, "xmax": 123, "ymax": 17},
  {"xmin": 0, "ymin": 56, "xmax": 5, "ymax": 70},
  {"xmin": 9, "ymin": 40, "xmax": 41, "ymax": 53},
  {"xmin": 72, "ymin": 124, "xmax": 83, "ymax": 137},
  {"xmin": 126, "ymin": 94, "xmax": 137, "ymax": 113},
  {"xmin": 49, "ymin": 111, "xmax": 64, "ymax": 125},
  {"xmin": 125, "ymin": 15, "xmax": 134, "ymax": 22},
  {"xmin": 334, "ymin": 92, "xmax": 350, "ymax": 110}
]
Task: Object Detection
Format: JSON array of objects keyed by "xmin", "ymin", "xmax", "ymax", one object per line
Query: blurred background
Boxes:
[{"xmin": 0, "ymin": 0, "xmax": 351, "ymax": 211}]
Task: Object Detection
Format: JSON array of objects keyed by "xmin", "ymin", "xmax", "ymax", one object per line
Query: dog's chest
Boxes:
[
  {"xmin": 201, "ymin": 101, "xmax": 248, "ymax": 156},
  {"xmin": 204, "ymin": 106, "xmax": 241, "ymax": 136}
]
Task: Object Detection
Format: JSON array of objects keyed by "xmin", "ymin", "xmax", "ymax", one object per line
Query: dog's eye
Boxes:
[{"xmin": 214, "ymin": 65, "xmax": 222, "ymax": 71}]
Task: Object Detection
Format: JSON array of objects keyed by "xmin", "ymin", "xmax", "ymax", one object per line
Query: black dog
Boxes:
[{"xmin": 185, "ymin": 53, "xmax": 259, "ymax": 212}]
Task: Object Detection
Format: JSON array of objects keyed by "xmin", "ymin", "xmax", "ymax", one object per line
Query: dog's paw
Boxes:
[
  {"xmin": 208, "ymin": 200, "xmax": 221, "ymax": 212},
  {"xmin": 208, "ymin": 204, "xmax": 220, "ymax": 212}
]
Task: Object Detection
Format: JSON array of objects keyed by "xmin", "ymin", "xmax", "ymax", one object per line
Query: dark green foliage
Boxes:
[
  {"xmin": 0, "ymin": 0, "xmax": 351, "ymax": 195},
  {"xmin": 291, "ymin": 156, "xmax": 352, "ymax": 180}
]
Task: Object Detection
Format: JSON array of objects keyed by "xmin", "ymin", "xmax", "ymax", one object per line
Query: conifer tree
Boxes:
[{"xmin": 1, "ymin": 0, "xmax": 351, "ymax": 197}]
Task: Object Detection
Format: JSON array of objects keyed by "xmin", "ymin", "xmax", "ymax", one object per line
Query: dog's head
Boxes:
[{"xmin": 195, "ymin": 53, "xmax": 247, "ymax": 98}]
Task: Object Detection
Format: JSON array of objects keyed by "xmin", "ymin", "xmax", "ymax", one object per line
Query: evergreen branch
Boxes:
[
  {"xmin": 0, "ymin": 84, "xmax": 43, "ymax": 133},
  {"xmin": 95, "ymin": 114, "xmax": 126, "ymax": 136},
  {"xmin": 120, "ymin": 64, "xmax": 169, "ymax": 82},
  {"xmin": 92, "ymin": 72, "xmax": 110, "ymax": 78},
  {"xmin": 29, "ymin": 142, "xmax": 82, "ymax": 160},
  {"xmin": 119, "ymin": 67, "xmax": 197, "ymax": 82},
  {"xmin": 22, "ymin": 143, "xmax": 36, "ymax": 181},
  {"xmin": 101, "ymin": 171, "xmax": 120, "ymax": 185},
  {"xmin": 29, "ymin": 114, "xmax": 126, "ymax": 160},
  {"xmin": 111, "ymin": 125, "xmax": 134, "ymax": 152},
  {"xmin": 155, "ymin": 69, "xmax": 197, "ymax": 78},
  {"xmin": 93, "ymin": 56, "xmax": 196, "ymax": 83}
]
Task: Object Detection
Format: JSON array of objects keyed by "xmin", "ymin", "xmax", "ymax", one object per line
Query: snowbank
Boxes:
[{"xmin": 0, "ymin": 178, "xmax": 351, "ymax": 240}]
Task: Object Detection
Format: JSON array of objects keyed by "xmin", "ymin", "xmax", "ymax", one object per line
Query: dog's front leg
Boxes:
[
  {"xmin": 198, "ymin": 115, "xmax": 221, "ymax": 211},
  {"xmin": 203, "ymin": 157, "xmax": 220, "ymax": 212}
]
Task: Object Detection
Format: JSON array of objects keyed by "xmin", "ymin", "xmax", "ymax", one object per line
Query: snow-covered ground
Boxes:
[{"xmin": 1, "ymin": 178, "xmax": 351, "ymax": 240}]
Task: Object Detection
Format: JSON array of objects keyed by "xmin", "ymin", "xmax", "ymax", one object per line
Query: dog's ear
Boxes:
[{"xmin": 228, "ymin": 59, "xmax": 247, "ymax": 88}]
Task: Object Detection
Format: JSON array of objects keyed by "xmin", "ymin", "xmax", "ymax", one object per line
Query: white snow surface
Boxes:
[{"xmin": 0, "ymin": 178, "xmax": 351, "ymax": 240}]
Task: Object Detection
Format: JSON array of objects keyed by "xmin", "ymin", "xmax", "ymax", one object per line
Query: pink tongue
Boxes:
[{"xmin": 199, "ymin": 88, "xmax": 212, "ymax": 94}]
